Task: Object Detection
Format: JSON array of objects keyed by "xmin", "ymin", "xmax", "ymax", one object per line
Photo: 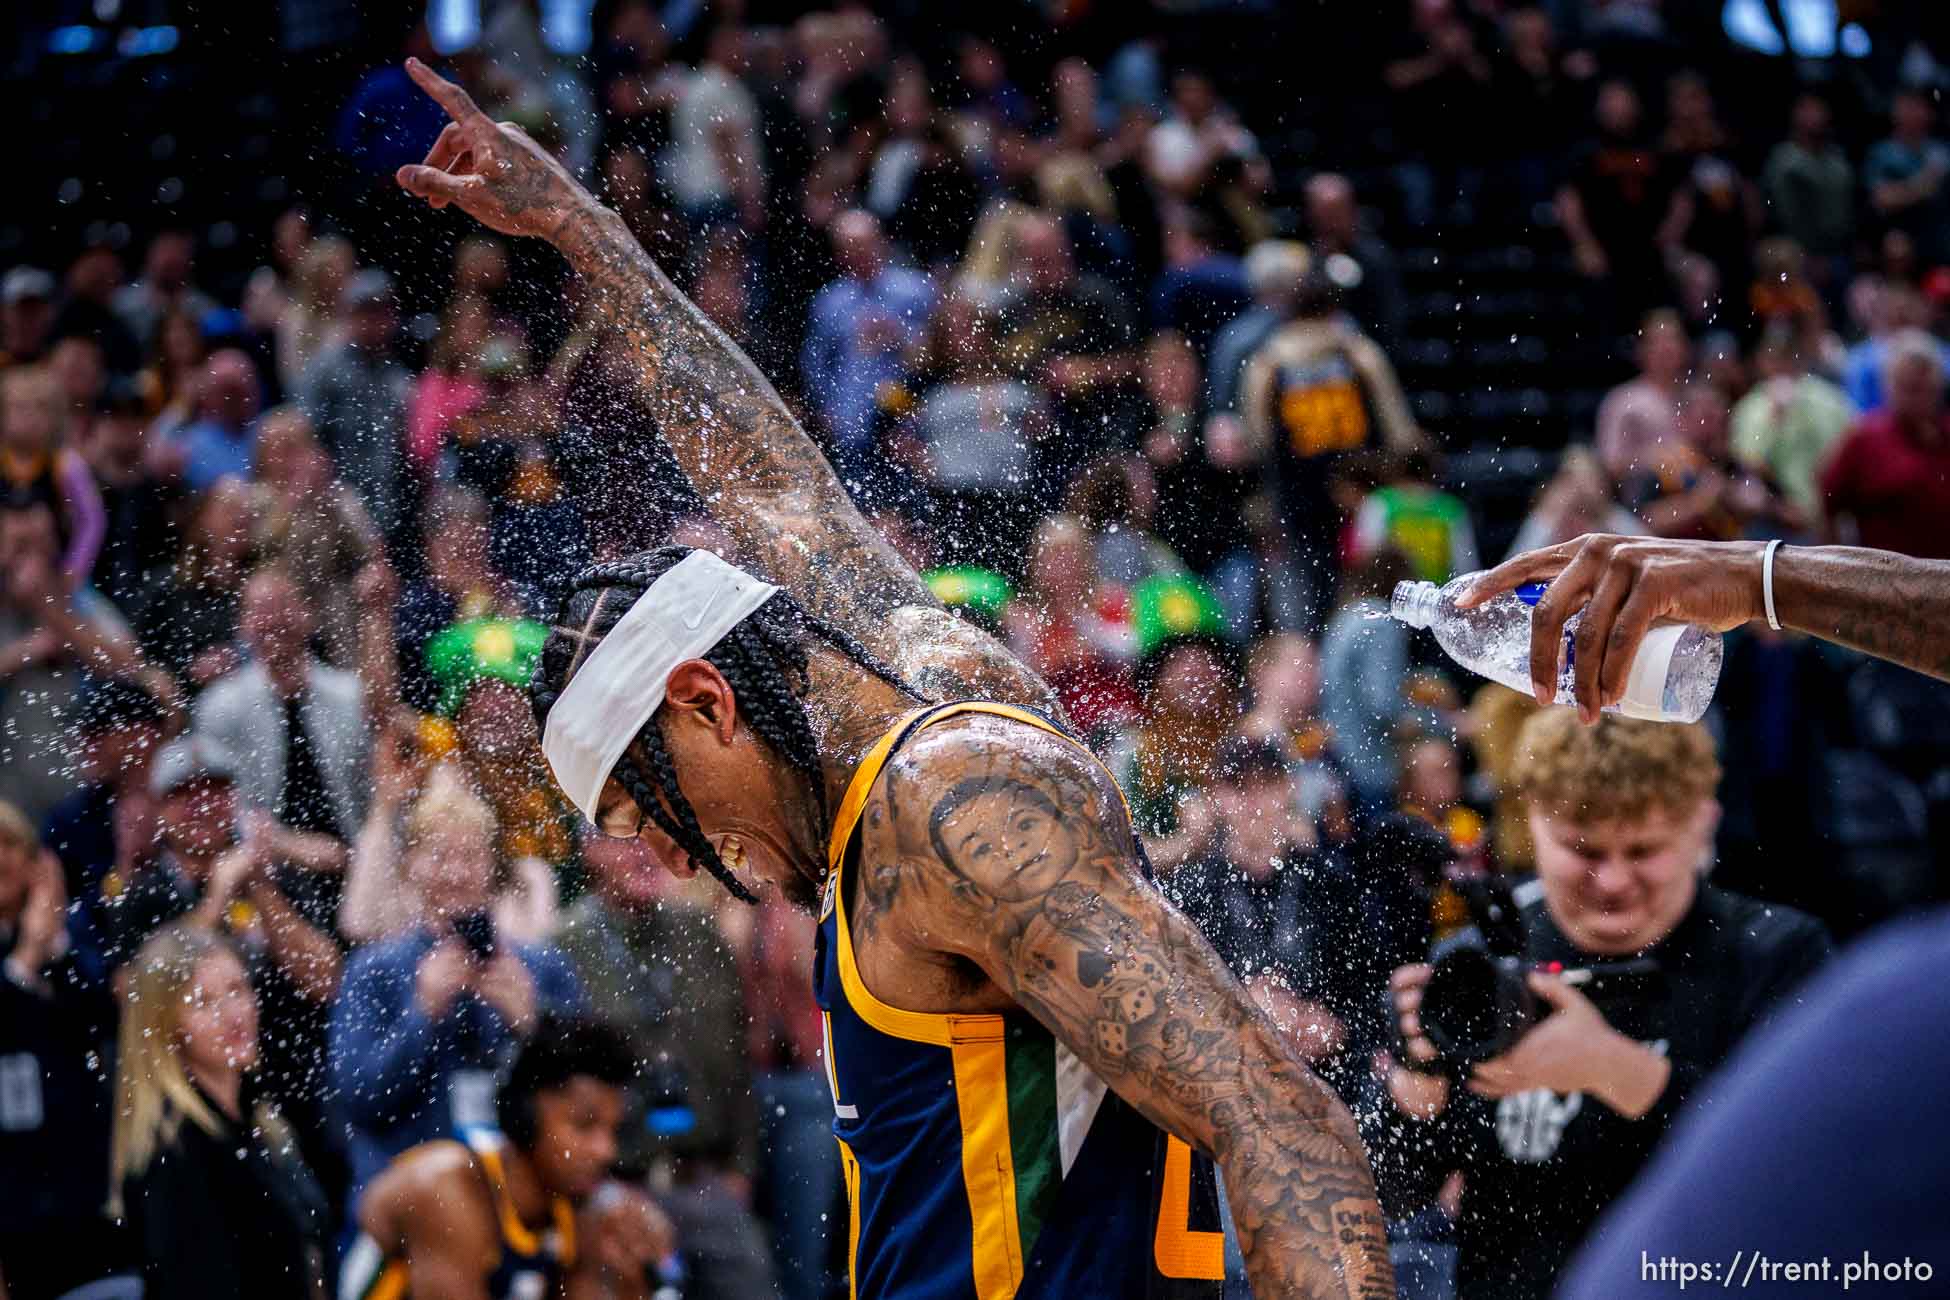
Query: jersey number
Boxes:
[
  {"xmin": 1153, "ymin": 1136, "xmax": 1226, "ymax": 1279},
  {"xmin": 1281, "ymin": 379, "xmax": 1369, "ymax": 458}
]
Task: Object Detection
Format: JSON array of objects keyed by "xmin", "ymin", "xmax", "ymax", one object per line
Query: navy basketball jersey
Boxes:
[
  {"xmin": 338, "ymin": 1128, "xmax": 576, "ymax": 1300},
  {"xmin": 813, "ymin": 701, "xmax": 1227, "ymax": 1299}
]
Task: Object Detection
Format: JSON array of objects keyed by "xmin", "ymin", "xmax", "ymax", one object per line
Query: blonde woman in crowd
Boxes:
[
  {"xmin": 951, "ymin": 197, "xmax": 1036, "ymax": 306},
  {"xmin": 111, "ymin": 921, "xmax": 330, "ymax": 1300}
]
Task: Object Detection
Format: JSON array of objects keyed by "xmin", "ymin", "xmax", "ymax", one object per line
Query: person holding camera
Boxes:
[
  {"xmin": 330, "ymin": 766, "xmax": 582, "ymax": 1224},
  {"xmin": 1366, "ymin": 711, "xmax": 1830, "ymax": 1300},
  {"xmin": 1451, "ymin": 532, "xmax": 1950, "ymax": 1298},
  {"xmin": 342, "ymin": 1014, "xmax": 676, "ymax": 1300}
]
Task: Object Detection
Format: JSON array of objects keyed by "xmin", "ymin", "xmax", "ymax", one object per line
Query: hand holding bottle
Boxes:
[{"xmin": 1454, "ymin": 535, "xmax": 1763, "ymax": 721}]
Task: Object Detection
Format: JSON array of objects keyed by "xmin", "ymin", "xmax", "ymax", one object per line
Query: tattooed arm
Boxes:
[
  {"xmin": 863, "ymin": 719, "xmax": 1394, "ymax": 1299},
  {"xmin": 393, "ymin": 60, "xmax": 1050, "ymax": 709}
]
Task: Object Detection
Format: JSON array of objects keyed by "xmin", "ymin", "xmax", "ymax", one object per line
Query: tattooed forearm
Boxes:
[
  {"xmin": 875, "ymin": 723, "xmax": 1394, "ymax": 1299},
  {"xmin": 546, "ymin": 203, "xmax": 1061, "ymax": 713},
  {"xmin": 548, "ymin": 203, "xmax": 929, "ymax": 631},
  {"xmin": 1774, "ymin": 546, "xmax": 1950, "ymax": 681},
  {"xmin": 399, "ymin": 63, "xmax": 1047, "ymax": 699}
]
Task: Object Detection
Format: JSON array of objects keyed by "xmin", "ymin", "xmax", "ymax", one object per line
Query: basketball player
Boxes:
[
  {"xmin": 396, "ymin": 59, "xmax": 1393, "ymax": 1299},
  {"xmin": 341, "ymin": 1015, "xmax": 674, "ymax": 1300}
]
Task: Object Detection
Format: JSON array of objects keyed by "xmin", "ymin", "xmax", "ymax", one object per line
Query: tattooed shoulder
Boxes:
[
  {"xmin": 883, "ymin": 606, "xmax": 1061, "ymax": 716},
  {"xmin": 852, "ymin": 715, "xmax": 1395, "ymax": 1300}
]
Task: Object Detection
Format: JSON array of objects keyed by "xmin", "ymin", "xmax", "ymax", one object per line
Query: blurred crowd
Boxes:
[{"xmin": 3, "ymin": 2, "xmax": 1950, "ymax": 1299}]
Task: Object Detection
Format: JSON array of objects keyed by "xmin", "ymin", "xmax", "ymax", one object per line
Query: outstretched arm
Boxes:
[
  {"xmin": 1462, "ymin": 534, "xmax": 1950, "ymax": 719},
  {"xmin": 395, "ymin": 61, "xmax": 995, "ymax": 671},
  {"xmin": 864, "ymin": 721, "xmax": 1394, "ymax": 1299},
  {"xmin": 549, "ymin": 203, "xmax": 927, "ymax": 632}
]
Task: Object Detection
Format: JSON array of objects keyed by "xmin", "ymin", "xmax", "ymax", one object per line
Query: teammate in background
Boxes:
[
  {"xmin": 1462, "ymin": 534, "xmax": 1950, "ymax": 716},
  {"xmin": 1240, "ymin": 268, "xmax": 1426, "ymax": 627},
  {"xmin": 394, "ymin": 58, "xmax": 1393, "ymax": 1299},
  {"xmin": 341, "ymin": 1015, "xmax": 675, "ymax": 1300}
]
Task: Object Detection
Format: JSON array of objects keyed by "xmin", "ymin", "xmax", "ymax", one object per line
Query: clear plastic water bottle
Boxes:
[{"xmin": 1391, "ymin": 573, "xmax": 1724, "ymax": 723}]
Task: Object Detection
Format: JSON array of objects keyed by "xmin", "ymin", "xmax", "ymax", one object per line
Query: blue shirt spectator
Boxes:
[
  {"xmin": 1840, "ymin": 328, "xmax": 1950, "ymax": 413},
  {"xmin": 168, "ymin": 349, "xmax": 262, "ymax": 491},
  {"xmin": 1321, "ymin": 584, "xmax": 1411, "ymax": 809},
  {"xmin": 800, "ymin": 210, "xmax": 934, "ymax": 456},
  {"xmin": 173, "ymin": 421, "xmax": 257, "ymax": 492},
  {"xmin": 329, "ymin": 924, "xmax": 582, "ymax": 1214}
]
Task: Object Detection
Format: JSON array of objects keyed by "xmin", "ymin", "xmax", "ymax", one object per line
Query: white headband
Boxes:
[{"xmin": 542, "ymin": 550, "xmax": 778, "ymax": 822}]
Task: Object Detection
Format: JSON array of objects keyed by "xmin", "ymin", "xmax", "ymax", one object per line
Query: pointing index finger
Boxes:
[{"xmin": 405, "ymin": 56, "xmax": 489, "ymax": 127}]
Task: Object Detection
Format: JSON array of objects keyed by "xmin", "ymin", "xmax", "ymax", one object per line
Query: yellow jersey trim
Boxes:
[
  {"xmin": 473, "ymin": 1138, "xmax": 578, "ymax": 1268},
  {"xmin": 825, "ymin": 705, "xmax": 932, "ymax": 870},
  {"xmin": 952, "ymin": 1031, "xmax": 1027, "ymax": 1299},
  {"xmin": 838, "ymin": 1136, "xmax": 863, "ymax": 1300},
  {"xmin": 1153, "ymin": 1136, "xmax": 1227, "ymax": 1279},
  {"xmin": 367, "ymin": 1260, "xmax": 409, "ymax": 1300}
]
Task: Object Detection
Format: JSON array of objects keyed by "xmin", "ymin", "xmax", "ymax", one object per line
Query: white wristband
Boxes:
[{"xmin": 1762, "ymin": 539, "xmax": 1783, "ymax": 631}]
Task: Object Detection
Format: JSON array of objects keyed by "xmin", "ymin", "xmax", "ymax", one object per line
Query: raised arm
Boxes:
[
  {"xmin": 867, "ymin": 721, "xmax": 1393, "ymax": 1299},
  {"xmin": 1461, "ymin": 534, "xmax": 1950, "ymax": 719},
  {"xmin": 393, "ymin": 62, "xmax": 925, "ymax": 645}
]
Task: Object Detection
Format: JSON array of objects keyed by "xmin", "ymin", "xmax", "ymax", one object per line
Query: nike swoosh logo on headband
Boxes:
[{"xmin": 683, "ymin": 583, "xmax": 724, "ymax": 631}]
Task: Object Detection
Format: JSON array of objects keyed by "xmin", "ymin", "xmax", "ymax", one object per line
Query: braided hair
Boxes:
[{"xmin": 531, "ymin": 546, "xmax": 921, "ymax": 903}]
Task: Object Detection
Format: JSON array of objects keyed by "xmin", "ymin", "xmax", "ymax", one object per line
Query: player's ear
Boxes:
[{"xmin": 664, "ymin": 659, "xmax": 738, "ymax": 744}]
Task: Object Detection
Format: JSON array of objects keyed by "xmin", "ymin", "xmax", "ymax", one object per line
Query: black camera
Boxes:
[
  {"xmin": 1414, "ymin": 872, "xmax": 1663, "ymax": 1071},
  {"xmin": 454, "ymin": 909, "xmax": 497, "ymax": 963}
]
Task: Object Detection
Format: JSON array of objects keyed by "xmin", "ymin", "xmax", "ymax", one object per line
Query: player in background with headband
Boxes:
[{"xmin": 393, "ymin": 59, "xmax": 1393, "ymax": 1300}]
